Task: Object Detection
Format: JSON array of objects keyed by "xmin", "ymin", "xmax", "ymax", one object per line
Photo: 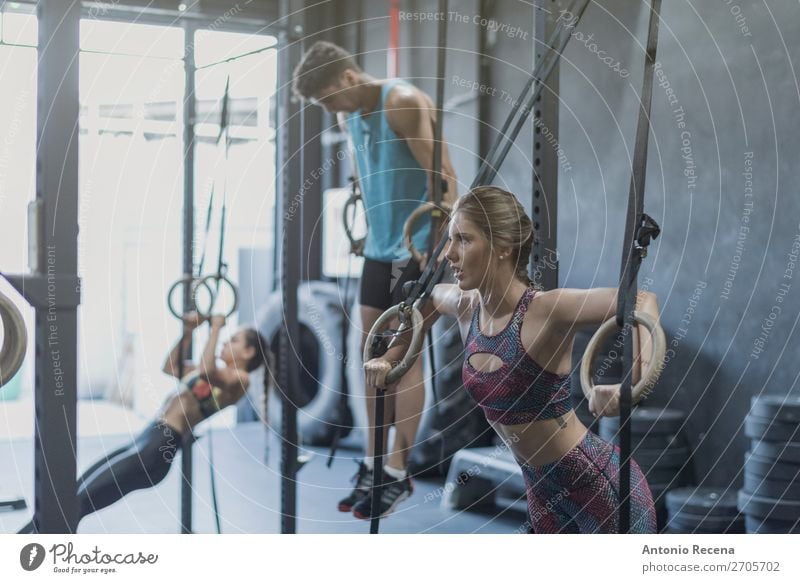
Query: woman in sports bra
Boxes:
[
  {"xmin": 19, "ymin": 312, "xmax": 270, "ymax": 533},
  {"xmin": 364, "ymin": 186, "xmax": 658, "ymax": 533}
]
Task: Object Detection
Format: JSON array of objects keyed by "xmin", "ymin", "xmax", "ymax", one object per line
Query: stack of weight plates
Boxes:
[
  {"xmin": 664, "ymin": 487, "xmax": 744, "ymax": 533},
  {"xmin": 738, "ymin": 395, "xmax": 800, "ymax": 533},
  {"xmin": 598, "ymin": 408, "xmax": 693, "ymax": 531}
]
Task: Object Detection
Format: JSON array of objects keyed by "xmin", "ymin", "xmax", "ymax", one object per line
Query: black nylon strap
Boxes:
[
  {"xmin": 428, "ymin": 0, "xmax": 448, "ymax": 256},
  {"xmin": 197, "ymin": 76, "xmax": 231, "ymax": 284},
  {"xmin": 405, "ymin": 0, "xmax": 591, "ymax": 308},
  {"xmin": 616, "ymin": 0, "xmax": 661, "ymax": 534}
]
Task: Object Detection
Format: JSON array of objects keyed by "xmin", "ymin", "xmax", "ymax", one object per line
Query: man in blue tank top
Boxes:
[{"xmin": 293, "ymin": 41, "xmax": 457, "ymax": 520}]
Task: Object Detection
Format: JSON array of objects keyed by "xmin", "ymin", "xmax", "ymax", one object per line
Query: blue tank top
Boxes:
[{"xmin": 346, "ymin": 79, "xmax": 430, "ymax": 262}]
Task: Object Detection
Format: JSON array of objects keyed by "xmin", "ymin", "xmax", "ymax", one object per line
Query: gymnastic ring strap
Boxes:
[
  {"xmin": 0, "ymin": 291, "xmax": 27, "ymax": 388},
  {"xmin": 363, "ymin": 302, "xmax": 425, "ymax": 386},
  {"xmin": 195, "ymin": 273, "xmax": 239, "ymax": 319},
  {"xmin": 403, "ymin": 201, "xmax": 452, "ymax": 265},
  {"xmin": 342, "ymin": 190, "xmax": 366, "ymax": 256},
  {"xmin": 580, "ymin": 311, "xmax": 666, "ymax": 405}
]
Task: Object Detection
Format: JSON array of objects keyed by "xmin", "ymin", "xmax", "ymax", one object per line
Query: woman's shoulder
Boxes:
[
  {"xmin": 433, "ymin": 284, "xmax": 479, "ymax": 318},
  {"xmin": 523, "ymin": 286, "xmax": 618, "ymax": 330},
  {"xmin": 522, "ymin": 287, "xmax": 580, "ymax": 323}
]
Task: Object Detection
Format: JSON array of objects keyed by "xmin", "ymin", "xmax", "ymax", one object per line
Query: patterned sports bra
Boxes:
[
  {"xmin": 462, "ymin": 286, "xmax": 573, "ymax": 425},
  {"xmin": 181, "ymin": 371, "xmax": 222, "ymax": 419}
]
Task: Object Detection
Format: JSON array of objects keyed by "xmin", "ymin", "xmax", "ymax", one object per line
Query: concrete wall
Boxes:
[{"xmin": 334, "ymin": 0, "xmax": 800, "ymax": 489}]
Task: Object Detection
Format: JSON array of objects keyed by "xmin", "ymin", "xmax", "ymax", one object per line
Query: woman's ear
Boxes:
[{"xmin": 496, "ymin": 245, "xmax": 513, "ymax": 261}]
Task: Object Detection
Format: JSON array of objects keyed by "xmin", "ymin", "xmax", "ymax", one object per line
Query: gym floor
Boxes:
[{"xmin": 0, "ymin": 421, "xmax": 526, "ymax": 534}]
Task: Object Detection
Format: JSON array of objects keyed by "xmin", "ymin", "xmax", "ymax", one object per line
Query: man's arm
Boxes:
[{"xmin": 383, "ymin": 86, "xmax": 458, "ymax": 207}]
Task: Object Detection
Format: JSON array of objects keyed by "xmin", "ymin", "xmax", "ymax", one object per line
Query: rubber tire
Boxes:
[
  {"xmin": 409, "ymin": 315, "xmax": 491, "ymax": 476},
  {"xmin": 258, "ymin": 281, "xmax": 349, "ymax": 446}
]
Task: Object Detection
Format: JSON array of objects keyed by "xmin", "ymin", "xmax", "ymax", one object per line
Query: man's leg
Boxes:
[
  {"xmin": 352, "ymin": 305, "xmax": 422, "ymax": 520},
  {"xmin": 386, "ymin": 354, "xmax": 425, "ymax": 470},
  {"xmin": 360, "ymin": 304, "xmax": 396, "ymax": 459}
]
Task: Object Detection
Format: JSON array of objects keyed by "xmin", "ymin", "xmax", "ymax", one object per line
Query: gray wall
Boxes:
[
  {"xmin": 332, "ymin": 0, "xmax": 800, "ymax": 489},
  {"xmin": 555, "ymin": 0, "xmax": 800, "ymax": 488}
]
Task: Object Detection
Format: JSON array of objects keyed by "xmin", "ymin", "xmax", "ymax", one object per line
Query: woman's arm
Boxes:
[
  {"xmin": 198, "ymin": 316, "xmax": 249, "ymax": 394},
  {"xmin": 384, "ymin": 88, "xmax": 458, "ymax": 207},
  {"xmin": 556, "ymin": 288, "xmax": 661, "ymax": 417},
  {"xmin": 162, "ymin": 312, "xmax": 203, "ymax": 378},
  {"xmin": 364, "ymin": 284, "xmax": 471, "ymax": 388}
]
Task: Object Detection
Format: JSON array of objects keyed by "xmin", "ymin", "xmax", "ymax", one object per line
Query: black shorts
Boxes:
[{"xmin": 359, "ymin": 257, "xmax": 423, "ymax": 311}]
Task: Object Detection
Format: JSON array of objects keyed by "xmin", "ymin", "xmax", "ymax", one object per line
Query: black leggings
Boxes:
[{"xmin": 18, "ymin": 421, "xmax": 181, "ymax": 533}]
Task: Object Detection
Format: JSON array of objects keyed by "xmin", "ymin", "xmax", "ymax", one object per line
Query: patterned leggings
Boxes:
[{"xmin": 520, "ymin": 430, "xmax": 657, "ymax": 533}]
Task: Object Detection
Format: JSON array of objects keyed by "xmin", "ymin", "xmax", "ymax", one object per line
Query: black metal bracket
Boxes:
[
  {"xmin": 634, "ymin": 213, "xmax": 661, "ymax": 258},
  {"xmin": 1, "ymin": 273, "xmax": 81, "ymax": 309}
]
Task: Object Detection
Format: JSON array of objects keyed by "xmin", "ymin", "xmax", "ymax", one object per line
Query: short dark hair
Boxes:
[{"xmin": 292, "ymin": 41, "xmax": 362, "ymax": 99}]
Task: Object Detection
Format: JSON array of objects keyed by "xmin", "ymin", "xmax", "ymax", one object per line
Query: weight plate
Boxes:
[
  {"xmin": 750, "ymin": 395, "xmax": 800, "ymax": 423},
  {"xmin": 599, "ymin": 407, "xmax": 686, "ymax": 435},
  {"xmin": 751, "ymin": 440, "xmax": 800, "ymax": 464},
  {"xmin": 634, "ymin": 447, "xmax": 691, "ymax": 470},
  {"xmin": 744, "ymin": 514, "xmax": 800, "ymax": 534},
  {"xmin": 666, "ymin": 513, "xmax": 745, "ymax": 533},
  {"xmin": 744, "ymin": 451, "xmax": 800, "ymax": 482},
  {"xmin": 744, "ymin": 414, "xmax": 800, "ymax": 443},
  {"xmin": 737, "ymin": 489, "xmax": 800, "ymax": 520},
  {"xmin": 744, "ymin": 470, "xmax": 800, "ymax": 500},
  {"xmin": 665, "ymin": 487, "xmax": 739, "ymax": 518}
]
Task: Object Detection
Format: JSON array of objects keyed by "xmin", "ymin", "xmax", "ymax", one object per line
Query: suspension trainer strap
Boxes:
[
  {"xmin": 208, "ymin": 428, "xmax": 222, "ymax": 533},
  {"xmin": 427, "ymin": 0, "xmax": 449, "ymax": 416},
  {"xmin": 215, "ymin": 76, "xmax": 232, "ymax": 292},
  {"xmin": 197, "ymin": 76, "xmax": 232, "ymax": 280},
  {"xmin": 404, "ymin": 0, "xmax": 591, "ymax": 310},
  {"xmin": 429, "ymin": 0, "xmax": 448, "ymax": 252},
  {"xmin": 473, "ymin": 0, "xmax": 590, "ymax": 186},
  {"xmin": 616, "ymin": 0, "xmax": 661, "ymax": 534}
]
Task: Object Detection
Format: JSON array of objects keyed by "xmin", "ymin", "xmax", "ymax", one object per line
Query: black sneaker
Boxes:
[
  {"xmin": 352, "ymin": 470, "xmax": 414, "ymax": 520},
  {"xmin": 337, "ymin": 460, "xmax": 373, "ymax": 513}
]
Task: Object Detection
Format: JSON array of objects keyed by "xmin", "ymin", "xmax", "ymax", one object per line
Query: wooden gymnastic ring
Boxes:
[
  {"xmin": 403, "ymin": 201, "xmax": 452, "ymax": 265},
  {"xmin": 0, "ymin": 291, "xmax": 27, "ymax": 388},
  {"xmin": 195, "ymin": 273, "xmax": 239, "ymax": 318},
  {"xmin": 580, "ymin": 311, "xmax": 666, "ymax": 405},
  {"xmin": 166, "ymin": 274, "xmax": 214, "ymax": 320},
  {"xmin": 363, "ymin": 302, "xmax": 425, "ymax": 386}
]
